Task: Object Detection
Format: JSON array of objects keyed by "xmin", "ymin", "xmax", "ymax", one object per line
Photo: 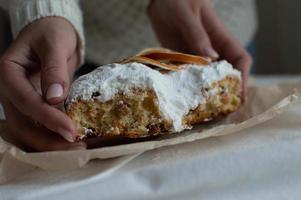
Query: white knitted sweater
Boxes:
[{"xmin": 0, "ymin": 0, "xmax": 257, "ymax": 65}]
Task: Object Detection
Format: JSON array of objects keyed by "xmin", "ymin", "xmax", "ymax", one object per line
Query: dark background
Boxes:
[{"xmin": 255, "ymin": 0, "xmax": 301, "ymax": 74}]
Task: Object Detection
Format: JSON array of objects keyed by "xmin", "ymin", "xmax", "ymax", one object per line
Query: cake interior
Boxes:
[
  {"xmin": 67, "ymin": 89, "xmax": 173, "ymax": 140},
  {"xmin": 183, "ymin": 76, "xmax": 241, "ymax": 125}
]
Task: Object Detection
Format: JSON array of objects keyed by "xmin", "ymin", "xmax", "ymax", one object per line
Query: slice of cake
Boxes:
[{"xmin": 65, "ymin": 49, "xmax": 241, "ymax": 140}]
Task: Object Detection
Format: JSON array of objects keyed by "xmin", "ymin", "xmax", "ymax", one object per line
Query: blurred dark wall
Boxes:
[{"xmin": 255, "ymin": 0, "xmax": 301, "ymax": 74}]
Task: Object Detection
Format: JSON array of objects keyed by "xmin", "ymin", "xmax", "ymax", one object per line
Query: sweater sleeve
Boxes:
[{"xmin": 7, "ymin": 0, "xmax": 85, "ymax": 64}]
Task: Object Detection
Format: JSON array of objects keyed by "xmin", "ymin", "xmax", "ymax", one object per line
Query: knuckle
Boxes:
[
  {"xmin": 0, "ymin": 60, "xmax": 21, "ymax": 96},
  {"xmin": 41, "ymin": 66, "xmax": 68, "ymax": 89},
  {"xmin": 191, "ymin": 28, "xmax": 211, "ymax": 48},
  {"xmin": 42, "ymin": 57, "xmax": 67, "ymax": 76},
  {"xmin": 16, "ymin": 88, "xmax": 38, "ymax": 111},
  {"xmin": 41, "ymin": 62, "xmax": 68, "ymax": 88},
  {"xmin": 43, "ymin": 62, "xmax": 62, "ymax": 74}
]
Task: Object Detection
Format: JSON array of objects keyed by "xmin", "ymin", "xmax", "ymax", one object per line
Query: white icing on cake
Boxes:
[{"xmin": 67, "ymin": 61, "xmax": 241, "ymax": 132}]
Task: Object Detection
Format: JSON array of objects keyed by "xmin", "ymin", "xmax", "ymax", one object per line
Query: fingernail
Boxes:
[
  {"xmin": 203, "ymin": 47, "xmax": 219, "ymax": 58},
  {"xmin": 58, "ymin": 128, "xmax": 74, "ymax": 142},
  {"xmin": 46, "ymin": 83, "xmax": 63, "ymax": 100}
]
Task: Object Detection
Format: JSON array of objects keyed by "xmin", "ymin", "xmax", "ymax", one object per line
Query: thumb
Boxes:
[
  {"xmin": 181, "ymin": 17, "xmax": 219, "ymax": 59},
  {"xmin": 40, "ymin": 46, "xmax": 70, "ymax": 105}
]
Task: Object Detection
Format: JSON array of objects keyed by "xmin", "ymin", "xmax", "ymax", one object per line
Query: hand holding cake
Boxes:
[
  {"xmin": 0, "ymin": 17, "xmax": 84, "ymax": 151},
  {"xmin": 148, "ymin": 0, "xmax": 252, "ymax": 93},
  {"xmin": 0, "ymin": 0, "xmax": 252, "ymax": 151}
]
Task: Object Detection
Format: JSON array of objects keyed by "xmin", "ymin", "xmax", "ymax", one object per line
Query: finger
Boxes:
[
  {"xmin": 39, "ymin": 42, "xmax": 73, "ymax": 105},
  {"xmin": 18, "ymin": 127, "xmax": 86, "ymax": 152},
  {"xmin": 201, "ymin": 3, "xmax": 252, "ymax": 96},
  {"xmin": 179, "ymin": 10, "xmax": 219, "ymax": 58},
  {"xmin": 233, "ymin": 56, "xmax": 252, "ymax": 99},
  {"xmin": 2, "ymin": 99, "xmax": 86, "ymax": 152},
  {"xmin": 67, "ymin": 52, "xmax": 79, "ymax": 76},
  {"xmin": 0, "ymin": 60, "xmax": 76, "ymax": 142}
]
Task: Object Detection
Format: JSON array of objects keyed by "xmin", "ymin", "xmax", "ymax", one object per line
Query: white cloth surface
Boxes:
[{"xmin": 1, "ymin": 76, "xmax": 301, "ymax": 200}]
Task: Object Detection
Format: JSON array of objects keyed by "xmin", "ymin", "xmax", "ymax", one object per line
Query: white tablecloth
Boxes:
[{"xmin": 1, "ymin": 76, "xmax": 301, "ymax": 200}]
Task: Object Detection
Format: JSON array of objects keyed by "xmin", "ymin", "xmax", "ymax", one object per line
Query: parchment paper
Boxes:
[{"xmin": 0, "ymin": 83, "xmax": 300, "ymax": 184}]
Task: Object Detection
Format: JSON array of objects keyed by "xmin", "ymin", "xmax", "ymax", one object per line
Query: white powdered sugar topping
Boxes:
[{"xmin": 67, "ymin": 61, "xmax": 241, "ymax": 131}]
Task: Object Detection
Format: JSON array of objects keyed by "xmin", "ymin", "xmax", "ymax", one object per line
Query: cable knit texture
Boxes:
[
  {"xmin": 5, "ymin": 0, "xmax": 85, "ymax": 63},
  {"xmin": 0, "ymin": 0, "xmax": 257, "ymax": 65}
]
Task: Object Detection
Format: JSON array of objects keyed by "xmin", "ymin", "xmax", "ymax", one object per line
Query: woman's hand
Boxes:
[
  {"xmin": 148, "ymin": 0, "xmax": 252, "ymax": 94},
  {"xmin": 0, "ymin": 17, "xmax": 86, "ymax": 151}
]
